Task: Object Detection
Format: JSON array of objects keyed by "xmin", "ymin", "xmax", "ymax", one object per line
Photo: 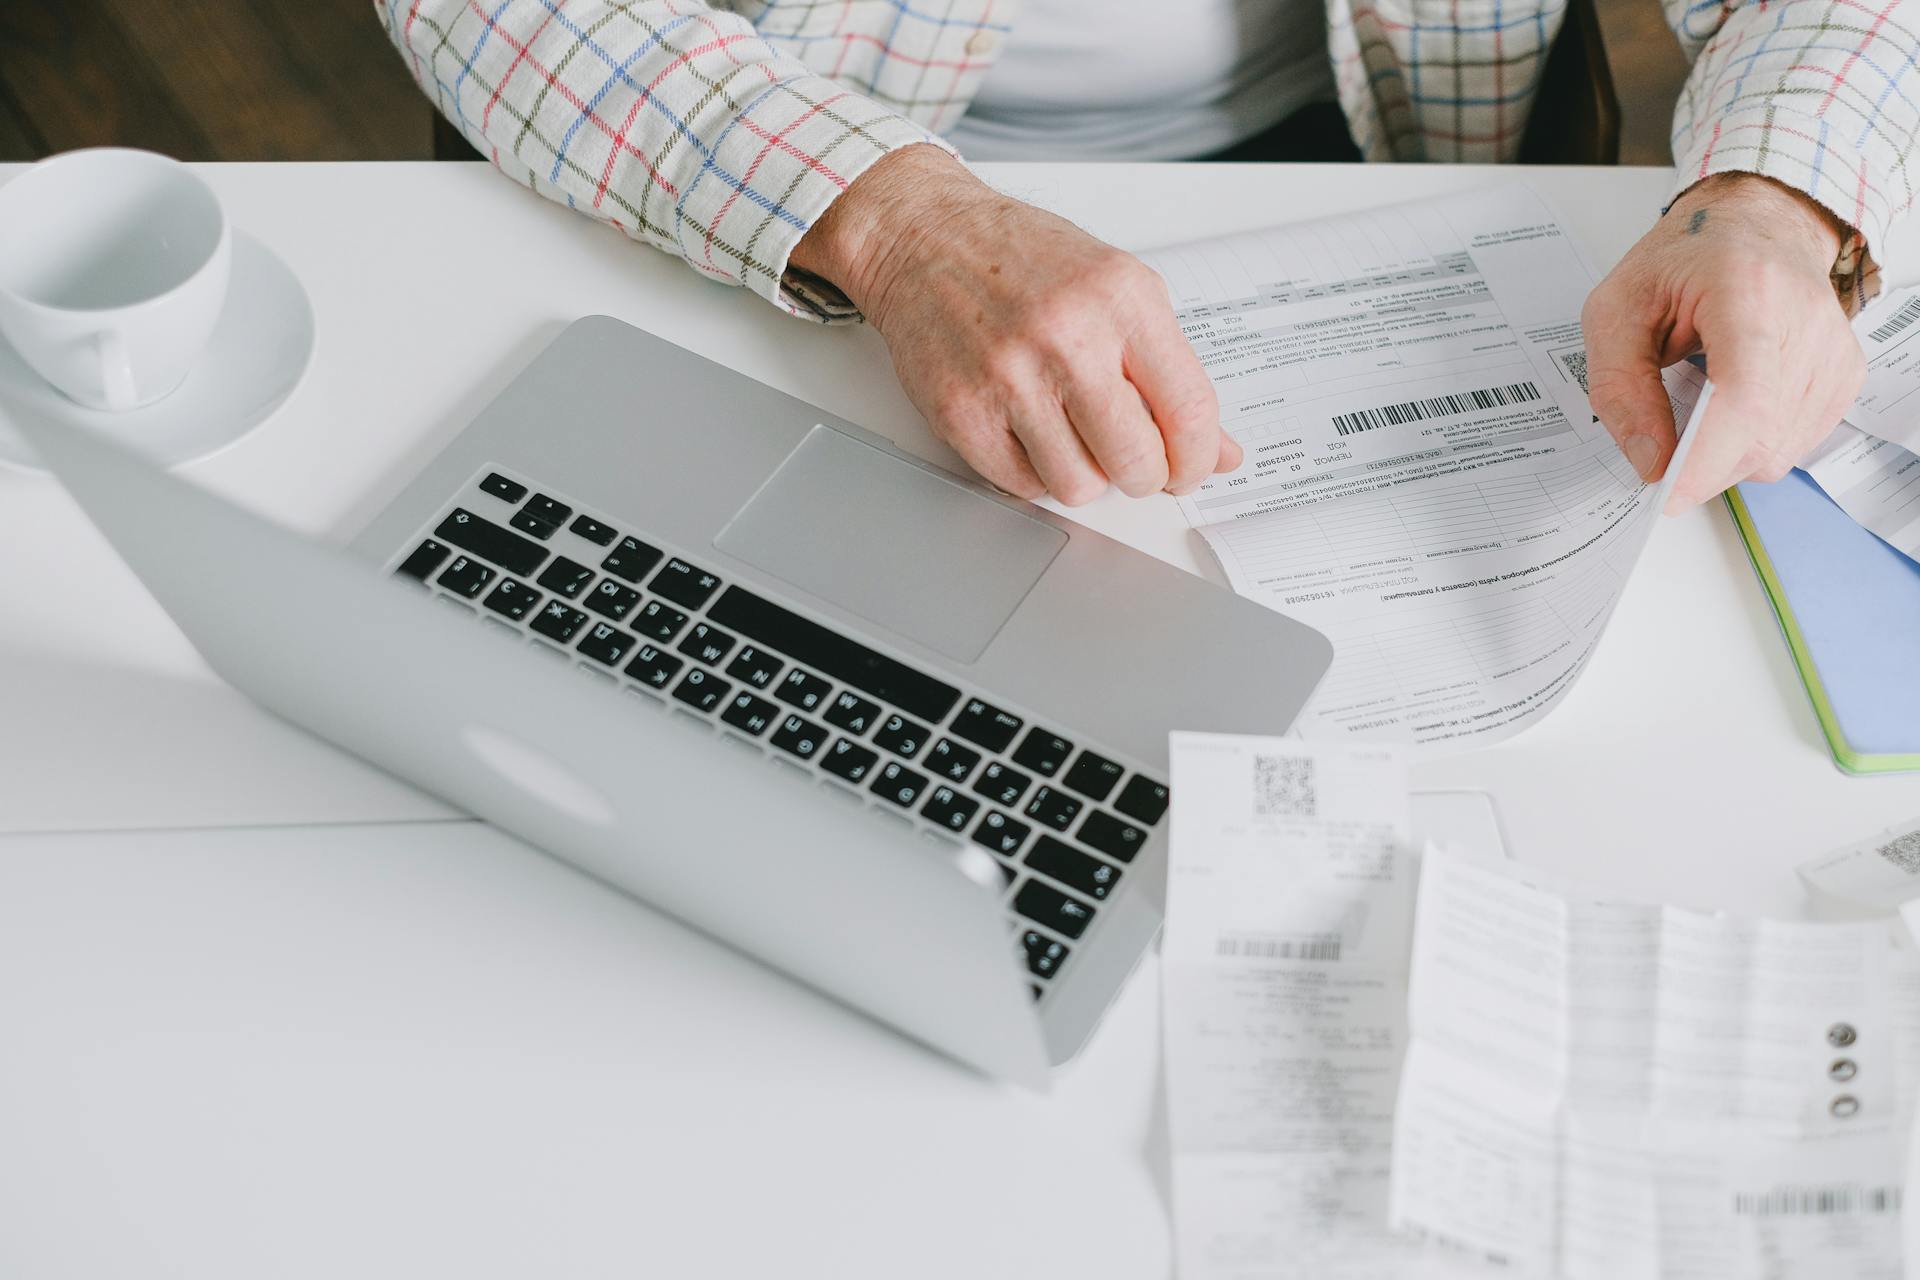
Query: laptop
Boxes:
[{"xmin": 22, "ymin": 316, "xmax": 1333, "ymax": 1087}]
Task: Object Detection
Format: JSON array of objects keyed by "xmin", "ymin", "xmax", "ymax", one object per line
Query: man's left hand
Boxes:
[{"xmin": 1580, "ymin": 172, "xmax": 1865, "ymax": 512}]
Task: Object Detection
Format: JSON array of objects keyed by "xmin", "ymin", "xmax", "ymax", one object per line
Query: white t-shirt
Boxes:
[{"xmin": 946, "ymin": 0, "xmax": 1333, "ymax": 162}]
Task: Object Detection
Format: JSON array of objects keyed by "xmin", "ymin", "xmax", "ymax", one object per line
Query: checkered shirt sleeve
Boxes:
[
  {"xmin": 375, "ymin": 0, "xmax": 957, "ymax": 321},
  {"xmin": 1667, "ymin": 0, "xmax": 1920, "ymax": 284}
]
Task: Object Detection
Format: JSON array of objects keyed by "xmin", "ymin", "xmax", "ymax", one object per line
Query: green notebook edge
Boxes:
[{"xmin": 1724, "ymin": 490, "xmax": 1920, "ymax": 776}]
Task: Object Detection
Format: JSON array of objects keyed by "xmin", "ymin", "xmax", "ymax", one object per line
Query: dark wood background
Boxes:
[{"xmin": 0, "ymin": 0, "xmax": 1688, "ymax": 166}]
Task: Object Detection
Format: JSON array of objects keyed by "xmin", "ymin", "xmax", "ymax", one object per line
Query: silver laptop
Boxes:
[{"xmin": 23, "ymin": 316, "xmax": 1332, "ymax": 1087}]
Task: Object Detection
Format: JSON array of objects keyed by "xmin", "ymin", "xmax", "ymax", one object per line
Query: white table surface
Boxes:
[{"xmin": 3, "ymin": 161, "xmax": 1919, "ymax": 1279}]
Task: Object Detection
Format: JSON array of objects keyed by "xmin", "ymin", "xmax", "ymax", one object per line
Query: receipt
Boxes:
[
  {"xmin": 1840, "ymin": 288, "xmax": 1920, "ymax": 453},
  {"xmin": 1146, "ymin": 189, "xmax": 1704, "ymax": 748},
  {"xmin": 1163, "ymin": 733, "xmax": 1484, "ymax": 1280},
  {"xmin": 1802, "ymin": 423, "xmax": 1920, "ymax": 562},
  {"xmin": 1799, "ymin": 817, "xmax": 1920, "ymax": 914},
  {"xmin": 1391, "ymin": 847, "xmax": 1911, "ymax": 1280}
]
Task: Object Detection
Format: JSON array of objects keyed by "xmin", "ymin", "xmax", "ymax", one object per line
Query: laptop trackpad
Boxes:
[{"xmin": 715, "ymin": 426, "xmax": 1066, "ymax": 664}]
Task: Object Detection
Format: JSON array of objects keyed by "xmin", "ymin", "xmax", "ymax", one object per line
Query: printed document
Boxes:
[
  {"xmin": 1144, "ymin": 188, "xmax": 1703, "ymax": 748},
  {"xmin": 1162, "ymin": 733, "xmax": 1483, "ymax": 1280},
  {"xmin": 1393, "ymin": 847, "xmax": 1912, "ymax": 1280},
  {"xmin": 1800, "ymin": 816, "xmax": 1920, "ymax": 913},
  {"xmin": 1839, "ymin": 286, "xmax": 1920, "ymax": 453},
  {"xmin": 1802, "ymin": 423, "xmax": 1920, "ymax": 562}
]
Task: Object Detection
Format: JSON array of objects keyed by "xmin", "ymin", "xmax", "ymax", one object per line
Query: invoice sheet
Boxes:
[
  {"xmin": 1144, "ymin": 189, "xmax": 1705, "ymax": 747},
  {"xmin": 1840, "ymin": 288, "xmax": 1920, "ymax": 452},
  {"xmin": 1802, "ymin": 423, "xmax": 1920, "ymax": 562},
  {"xmin": 1162, "ymin": 733, "xmax": 1485, "ymax": 1280},
  {"xmin": 1391, "ymin": 847, "xmax": 1912, "ymax": 1280}
]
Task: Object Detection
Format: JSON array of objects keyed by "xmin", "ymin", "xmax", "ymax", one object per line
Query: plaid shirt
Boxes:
[{"xmin": 379, "ymin": 0, "xmax": 1918, "ymax": 319}]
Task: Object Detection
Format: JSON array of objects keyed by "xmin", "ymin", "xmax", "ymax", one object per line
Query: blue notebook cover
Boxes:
[{"xmin": 1727, "ymin": 470, "xmax": 1920, "ymax": 774}]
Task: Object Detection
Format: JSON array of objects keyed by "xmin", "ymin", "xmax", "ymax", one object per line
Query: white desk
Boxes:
[{"xmin": 3, "ymin": 162, "xmax": 1918, "ymax": 1279}]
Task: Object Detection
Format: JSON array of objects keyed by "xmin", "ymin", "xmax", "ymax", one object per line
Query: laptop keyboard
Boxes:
[{"xmin": 391, "ymin": 468, "xmax": 1172, "ymax": 1001}]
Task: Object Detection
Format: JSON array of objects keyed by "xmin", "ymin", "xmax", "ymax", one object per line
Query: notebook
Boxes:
[{"xmin": 1726, "ymin": 470, "xmax": 1920, "ymax": 775}]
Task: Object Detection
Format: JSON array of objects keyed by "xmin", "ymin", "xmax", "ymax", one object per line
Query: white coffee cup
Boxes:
[{"xmin": 0, "ymin": 149, "xmax": 232, "ymax": 412}]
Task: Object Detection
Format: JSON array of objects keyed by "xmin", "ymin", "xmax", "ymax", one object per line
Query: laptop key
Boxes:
[
  {"xmin": 584, "ymin": 579, "xmax": 641, "ymax": 622},
  {"xmin": 397, "ymin": 539, "xmax": 451, "ymax": 581},
  {"xmin": 720, "ymin": 691, "xmax": 779, "ymax": 736},
  {"xmin": 623, "ymin": 643, "xmax": 684, "ymax": 690},
  {"xmin": 1014, "ymin": 879, "xmax": 1095, "ymax": 940},
  {"xmin": 1077, "ymin": 810, "xmax": 1147, "ymax": 863},
  {"xmin": 536, "ymin": 556, "xmax": 595, "ymax": 599},
  {"xmin": 529, "ymin": 600, "xmax": 589, "ymax": 644},
  {"xmin": 776, "ymin": 668, "xmax": 832, "ymax": 713},
  {"xmin": 523, "ymin": 494, "xmax": 572, "ymax": 526},
  {"xmin": 972, "ymin": 761, "xmax": 1032, "ymax": 808},
  {"xmin": 677, "ymin": 622, "xmax": 737, "ymax": 666},
  {"xmin": 870, "ymin": 761, "xmax": 930, "ymax": 809},
  {"xmin": 823, "ymin": 690, "xmax": 881, "ymax": 736},
  {"xmin": 510, "ymin": 508, "xmax": 560, "ymax": 540},
  {"xmin": 479, "ymin": 472, "xmax": 528, "ymax": 503},
  {"xmin": 436, "ymin": 555, "xmax": 495, "ymax": 598},
  {"xmin": 726, "ymin": 645, "xmax": 783, "ymax": 690},
  {"xmin": 436, "ymin": 509, "xmax": 547, "ymax": 577},
  {"xmin": 600, "ymin": 536, "xmax": 664, "ymax": 583},
  {"xmin": 1025, "ymin": 786, "xmax": 1082, "ymax": 832},
  {"xmin": 1021, "ymin": 929, "xmax": 1071, "ymax": 979},
  {"xmin": 949, "ymin": 698, "xmax": 1023, "ymax": 753},
  {"xmin": 671, "ymin": 667, "xmax": 730, "ymax": 713},
  {"xmin": 1026, "ymin": 835, "xmax": 1122, "ymax": 900},
  {"xmin": 705, "ymin": 587, "xmax": 961, "ymax": 724},
  {"xmin": 569, "ymin": 515, "xmax": 616, "ymax": 545},
  {"xmin": 649, "ymin": 558, "xmax": 723, "ymax": 610},
  {"xmin": 972, "ymin": 809, "xmax": 1031, "ymax": 858},
  {"xmin": 873, "ymin": 714, "xmax": 928, "ymax": 760},
  {"xmin": 1011, "ymin": 728, "xmax": 1073, "ymax": 777},
  {"xmin": 577, "ymin": 622, "xmax": 634, "ymax": 667},
  {"xmin": 1061, "ymin": 750, "xmax": 1125, "ymax": 803},
  {"xmin": 769, "ymin": 713, "xmax": 827, "ymax": 760},
  {"xmin": 926, "ymin": 738, "xmax": 981, "ymax": 783},
  {"xmin": 1113, "ymin": 775, "xmax": 1170, "ymax": 826},
  {"xmin": 820, "ymin": 738, "xmax": 880, "ymax": 784},
  {"xmin": 920, "ymin": 785, "xmax": 979, "ymax": 833},
  {"xmin": 632, "ymin": 599, "xmax": 689, "ymax": 643},
  {"xmin": 482, "ymin": 578, "xmax": 543, "ymax": 622}
]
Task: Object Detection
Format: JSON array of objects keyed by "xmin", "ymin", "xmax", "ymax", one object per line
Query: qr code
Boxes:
[
  {"xmin": 1877, "ymin": 830, "xmax": 1920, "ymax": 875},
  {"xmin": 1556, "ymin": 347, "xmax": 1590, "ymax": 394},
  {"xmin": 1252, "ymin": 753, "xmax": 1316, "ymax": 818}
]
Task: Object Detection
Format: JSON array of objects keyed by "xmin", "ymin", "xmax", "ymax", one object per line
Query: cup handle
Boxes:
[{"xmin": 94, "ymin": 329, "xmax": 137, "ymax": 411}]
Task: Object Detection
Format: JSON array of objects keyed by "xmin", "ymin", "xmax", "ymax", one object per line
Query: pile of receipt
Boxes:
[{"xmin": 1163, "ymin": 733, "xmax": 1918, "ymax": 1280}]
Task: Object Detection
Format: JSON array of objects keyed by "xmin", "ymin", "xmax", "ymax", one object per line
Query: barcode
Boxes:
[
  {"xmin": 1214, "ymin": 933, "xmax": 1344, "ymax": 962},
  {"xmin": 1867, "ymin": 297, "xmax": 1920, "ymax": 343},
  {"xmin": 1331, "ymin": 381, "xmax": 1542, "ymax": 437},
  {"xmin": 1733, "ymin": 1186, "xmax": 1902, "ymax": 1217},
  {"xmin": 1252, "ymin": 753, "xmax": 1316, "ymax": 817},
  {"xmin": 1877, "ymin": 829, "xmax": 1920, "ymax": 874}
]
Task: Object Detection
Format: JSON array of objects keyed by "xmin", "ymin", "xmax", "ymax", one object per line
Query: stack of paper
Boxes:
[{"xmin": 1164, "ymin": 734, "xmax": 1918, "ymax": 1280}]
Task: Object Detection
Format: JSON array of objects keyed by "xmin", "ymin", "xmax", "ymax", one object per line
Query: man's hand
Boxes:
[
  {"xmin": 790, "ymin": 146, "xmax": 1241, "ymax": 505},
  {"xmin": 1580, "ymin": 172, "xmax": 1865, "ymax": 513}
]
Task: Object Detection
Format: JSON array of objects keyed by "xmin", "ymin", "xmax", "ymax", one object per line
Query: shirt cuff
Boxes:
[
  {"xmin": 1669, "ymin": 103, "xmax": 1888, "ymax": 312},
  {"xmin": 667, "ymin": 74, "xmax": 955, "ymax": 324}
]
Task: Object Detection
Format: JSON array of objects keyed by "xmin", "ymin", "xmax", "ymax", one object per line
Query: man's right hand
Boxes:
[{"xmin": 790, "ymin": 145, "xmax": 1241, "ymax": 506}]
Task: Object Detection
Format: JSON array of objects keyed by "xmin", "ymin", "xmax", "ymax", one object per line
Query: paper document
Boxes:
[
  {"xmin": 1841, "ymin": 287, "xmax": 1920, "ymax": 453},
  {"xmin": 1802, "ymin": 423, "xmax": 1920, "ymax": 562},
  {"xmin": 1800, "ymin": 817, "xmax": 1920, "ymax": 914},
  {"xmin": 1392, "ymin": 847, "xmax": 1912, "ymax": 1279},
  {"xmin": 1162, "ymin": 733, "xmax": 1485, "ymax": 1280},
  {"xmin": 1145, "ymin": 188, "xmax": 1703, "ymax": 748}
]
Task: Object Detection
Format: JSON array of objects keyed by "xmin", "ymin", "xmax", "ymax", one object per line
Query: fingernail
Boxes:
[
  {"xmin": 1167, "ymin": 483, "xmax": 1199, "ymax": 498},
  {"xmin": 1623, "ymin": 435, "xmax": 1663, "ymax": 482}
]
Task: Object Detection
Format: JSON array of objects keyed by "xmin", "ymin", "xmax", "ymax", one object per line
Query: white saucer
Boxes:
[{"xmin": 0, "ymin": 230, "xmax": 316, "ymax": 474}]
